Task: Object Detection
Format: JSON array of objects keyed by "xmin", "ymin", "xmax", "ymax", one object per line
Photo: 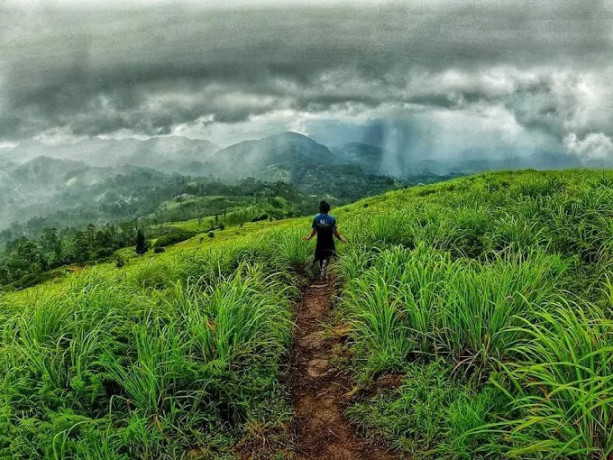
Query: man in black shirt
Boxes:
[{"xmin": 303, "ymin": 200, "xmax": 346, "ymax": 280}]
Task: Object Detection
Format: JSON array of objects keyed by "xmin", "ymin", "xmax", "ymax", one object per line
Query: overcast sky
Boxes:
[{"xmin": 1, "ymin": 0, "xmax": 613, "ymax": 165}]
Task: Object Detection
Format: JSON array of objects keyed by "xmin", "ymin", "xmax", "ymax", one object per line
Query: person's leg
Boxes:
[{"xmin": 320, "ymin": 257, "xmax": 330, "ymax": 279}]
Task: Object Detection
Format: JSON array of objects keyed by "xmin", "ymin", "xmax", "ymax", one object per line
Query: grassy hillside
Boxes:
[
  {"xmin": 335, "ymin": 169, "xmax": 613, "ymax": 459},
  {"xmin": 1, "ymin": 169, "xmax": 613, "ymax": 459},
  {"xmin": 0, "ymin": 219, "xmax": 309, "ymax": 459}
]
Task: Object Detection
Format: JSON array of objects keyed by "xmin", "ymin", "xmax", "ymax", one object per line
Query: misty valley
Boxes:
[{"xmin": 0, "ymin": 132, "xmax": 458, "ymax": 289}]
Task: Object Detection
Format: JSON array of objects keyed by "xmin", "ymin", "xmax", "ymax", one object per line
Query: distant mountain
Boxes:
[
  {"xmin": 10, "ymin": 156, "xmax": 91, "ymax": 187},
  {"xmin": 0, "ymin": 156, "xmax": 165, "ymax": 228},
  {"xmin": 330, "ymin": 142, "xmax": 384, "ymax": 174},
  {"xmin": 119, "ymin": 136, "xmax": 219, "ymax": 171},
  {"xmin": 2, "ymin": 136, "xmax": 219, "ymax": 174},
  {"xmin": 1, "ymin": 132, "xmax": 583, "ymax": 183},
  {"xmin": 206, "ymin": 132, "xmax": 335, "ymax": 180},
  {"xmin": 2, "ymin": 155, "xmax": 150, "ymax": 192},
  {"xmin": 0, "ymin": 133, "xmax": 408, "ymax": 231},
  {"xmin": 202, "ymin": 132, "xmax": 404, "ymax": 199},
  {"xmin": 2, "ymin": 132, "xmax": 489, "ymax": 234}
]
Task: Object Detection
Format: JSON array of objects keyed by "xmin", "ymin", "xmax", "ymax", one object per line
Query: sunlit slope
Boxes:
[
  {"xmin": 333, "ymin": 169, "xmax": 613, "ymax": 459},
  {"xmin": 0, "ymin": 218, "xmax": 313, "ymax": 459},
  {"xmin": 2, "ymin": 169, "xmax": 613, "ymax": 459}
]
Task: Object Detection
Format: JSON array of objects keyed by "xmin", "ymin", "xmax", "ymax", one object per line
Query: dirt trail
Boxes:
[{"xmin": 290, "ymin": 280, "xmax": 398, "ymax": 460}]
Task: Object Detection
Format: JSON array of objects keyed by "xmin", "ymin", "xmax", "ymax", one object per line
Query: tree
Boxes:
[
  {"xmin": 135, "ymin": 229, "xmax": 148, "ymax": 255},
  {"xmin": 0, "ymin": 265, "xmax": 10, "ymax": 285},
  {"xmin": 6, "ymin": 238, "xmax": 47, "ymax": 282},
  {"xmin": 41, "ymin": 227, "xmax": 62, "ymax": 263},
  {"xmin": 94, "ymin": 226, "xmax": 115, "ymax": 258},
  {"xmin": 72, "ymin": 231, "xmax": 92, "ymax": 264}
]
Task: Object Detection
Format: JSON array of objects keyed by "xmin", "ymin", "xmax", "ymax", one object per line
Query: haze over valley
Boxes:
[
  {"xmin": 1, "ymin": 0, "xmax": 612, "ymax": 235},
  {"xmin": 0, "ymin": 127, "xmax": 585, "ymax": 233}
]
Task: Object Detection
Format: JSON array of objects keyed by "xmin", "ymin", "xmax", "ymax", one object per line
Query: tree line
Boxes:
[{"xmin": 0, "ymin": 223, "xmax": 138, "ymax": 288}]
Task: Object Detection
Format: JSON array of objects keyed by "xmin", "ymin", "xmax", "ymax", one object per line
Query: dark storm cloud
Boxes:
[{"xmin": 1, "ymin": 0, "xmax": 612, "ymax": 162}]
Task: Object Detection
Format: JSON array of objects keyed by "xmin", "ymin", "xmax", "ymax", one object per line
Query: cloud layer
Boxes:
[{"xmin": 1, "ymin": 0, "xmax": 612, "ymax": 164}]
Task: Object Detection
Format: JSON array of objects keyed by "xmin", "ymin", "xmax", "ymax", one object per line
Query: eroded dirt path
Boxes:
[{"xmin": 289, "ymin": 280, "xmax": 398, "ymax": 460}]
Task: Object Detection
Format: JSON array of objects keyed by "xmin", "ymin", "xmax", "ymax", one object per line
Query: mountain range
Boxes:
[
  {"xmin": 0, "ymin": 136, "xmax": 218, "ymax": 173},
  {"xmin": 1, "ymin": 132, "xmax": 387, "ymax": 178},
  {"xmin": 0, "ymin": 132, "xmax": 402, "ymax": 230},
  {"xmin": 2, "ymin": 130, "xmax": 574, "ymax": 231}
]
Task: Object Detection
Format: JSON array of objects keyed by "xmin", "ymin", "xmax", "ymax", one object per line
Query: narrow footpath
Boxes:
[{"xmin": 289, "ymin": 280, "xmax": 398, "ymax": 460}]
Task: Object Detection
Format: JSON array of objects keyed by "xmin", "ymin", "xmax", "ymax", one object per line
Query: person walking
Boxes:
[{"xmin": 303, "ymin": 200, "xmax": 347, "ymax": 280}]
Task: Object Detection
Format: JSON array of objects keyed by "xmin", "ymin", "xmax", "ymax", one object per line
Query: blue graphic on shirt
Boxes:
[{"xmin": 312, "ymin": 213, "xmax": 336, "ymax": 231}]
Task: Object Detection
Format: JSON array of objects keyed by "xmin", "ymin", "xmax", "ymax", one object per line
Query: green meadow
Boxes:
[{"xmin": 1, "ymin": 169, "xmax": 613, "ymax": 459}]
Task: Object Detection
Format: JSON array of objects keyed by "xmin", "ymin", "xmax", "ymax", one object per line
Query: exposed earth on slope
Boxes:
[{"xmin": 289, "ymin": 280, "xmax": 398, "ymax": 460}]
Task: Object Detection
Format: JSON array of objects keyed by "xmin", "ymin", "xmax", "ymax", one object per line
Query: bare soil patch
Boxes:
[{"xmin": 289, "ymin": 281, "xmax": 398, "ymax": 460}]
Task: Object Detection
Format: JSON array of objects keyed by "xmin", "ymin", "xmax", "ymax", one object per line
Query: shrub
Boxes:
[{"xmin": 152, "ymin": 228, "xmax": 195, "ymax": 248}]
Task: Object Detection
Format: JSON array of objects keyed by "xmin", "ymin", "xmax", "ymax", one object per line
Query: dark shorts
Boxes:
[{"xmin": 314, "ymin": 247, "xmax": 337, "ymax": 262}]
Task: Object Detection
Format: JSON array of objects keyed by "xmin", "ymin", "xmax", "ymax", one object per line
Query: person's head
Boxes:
[{"xmin": 319, "ymin": 200, "xmax": 331, "ymax": 214}]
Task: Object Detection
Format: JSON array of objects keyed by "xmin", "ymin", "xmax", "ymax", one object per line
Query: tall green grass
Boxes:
[
  {"xmin": 334, "ymin": 169, "xmax": 613, "ymax": 458},
  {"xmin": 0, "ymin": 230, "xmax": 298, "ymax": 459},
  {"xmin": 471, "ymin": 302, "xmax": 613, "ymax": 458},
  {"xmin": 340, "ymin": 245, "xmax": 566, "ymax": 379}
]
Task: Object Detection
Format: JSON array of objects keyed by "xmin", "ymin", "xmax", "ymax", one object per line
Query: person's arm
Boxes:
[
  {"xmin": 303, "ymin": 228, "xmax": 317, "ymax": 241},
  {"xmin": 332, "ymin": 218, "xmax": 347, "ymax": 242},
  {"xmin": 333, "ymin": 229, "xmax": 347, "ymax": 243},
  {"xmin": 304, "ymin": 217, "xmax": 317, "ymax": 241}
]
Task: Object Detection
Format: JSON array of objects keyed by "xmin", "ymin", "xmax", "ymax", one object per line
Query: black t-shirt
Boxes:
[{"xmin": 312, "ymin": 213, "xmax": 337, "ymax": 259}]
